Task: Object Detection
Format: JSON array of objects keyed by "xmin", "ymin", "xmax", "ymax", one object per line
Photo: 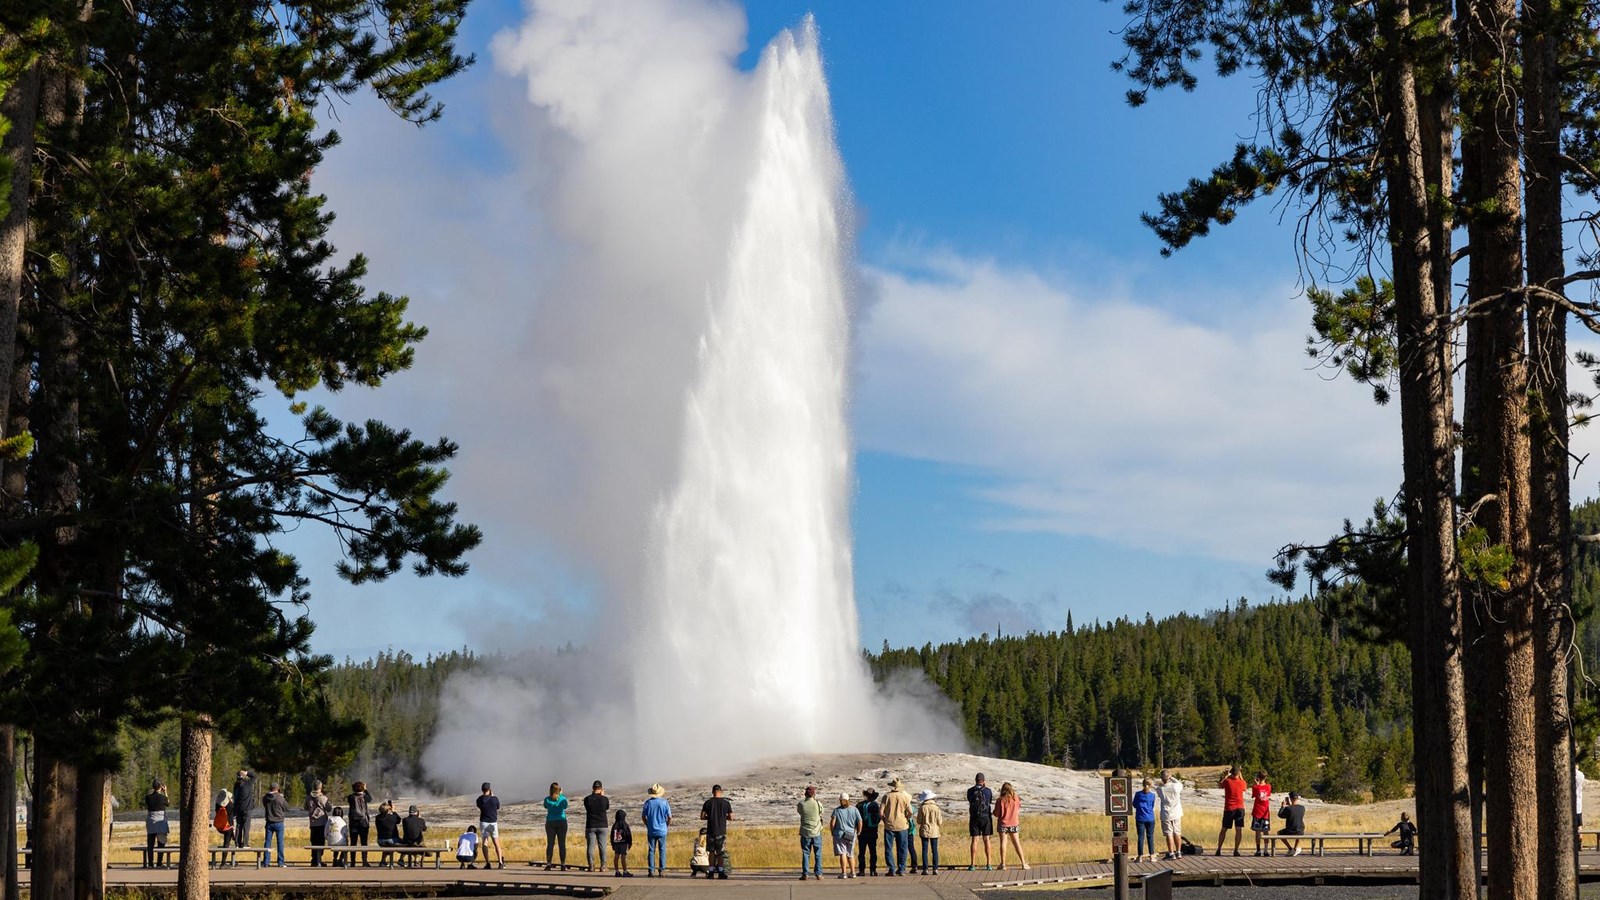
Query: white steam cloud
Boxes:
[{"xmin": 420, "ymin": 0, "xmax": 965, "ymax": 797}]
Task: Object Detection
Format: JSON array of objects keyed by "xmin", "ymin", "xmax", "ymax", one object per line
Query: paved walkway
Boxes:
[{"xmin": 89, "ymin": 849, "xmax": 1600, "ymax": 895}]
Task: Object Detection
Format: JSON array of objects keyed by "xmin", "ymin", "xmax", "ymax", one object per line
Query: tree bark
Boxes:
[
  {"xmin": 29, "ymin": 747, "xmax": 73, "ymax": 900},
  {"xmin": 1380, "ymin": 3, "xmax": 1474, "ymax": 898},
  {"xmin": 177, "ymin": 716, "xmax": 213, "ymax": 900},
  {"xmin": 0, "ymin": 60, "xmax": 39, "ymax": 436},
  {"xmin": 70, "ymin": 769, "xmax": 106, "ymax": 900},
  {"xmin": 1460, "ymin": 1, "xmax": 1536, "ymax": 897},
  {"xmin": 0, "ymin": 726, "xmax": 16, "ymax": 900},
  {"xmin": 1522, "ymin": 0, "xmax": 1576, "ymax": 896}
]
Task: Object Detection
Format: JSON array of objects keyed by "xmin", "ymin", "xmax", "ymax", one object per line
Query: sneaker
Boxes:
[
  {"xmin": 967, "ymin": 865, "xmax": 975, "ymax": 871},
  {"xmin": 1290, "ymin": 848, "xmax": 1301, "ymax": 857},
  {"xmin": 799, "ymin": 875, "xmax": 807, "ymax": 881},
  {"xmin": 498, "ymin": 862, "xmax": 505, "ymax": 869},
  {"xmin": 1233, "ymin": 850, "xmax": 1241, "ymax": 857},
  {"xmin": 718, "ymin": 872, "xmax": 729, "ymax": 880}
]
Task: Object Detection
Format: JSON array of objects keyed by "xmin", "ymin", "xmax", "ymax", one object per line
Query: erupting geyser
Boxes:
[
  {"xmin": 421, "ymin": 5, "xmax": 964, "ymax": 793},
  {"xmin": 633, "ymin": 21, "xmax": 871, "ymax": 764}
]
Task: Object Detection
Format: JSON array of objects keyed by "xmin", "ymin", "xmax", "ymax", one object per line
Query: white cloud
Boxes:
[{"xmin": 854, "ymin": 253, "xmax": 1404, "ymax": 563}]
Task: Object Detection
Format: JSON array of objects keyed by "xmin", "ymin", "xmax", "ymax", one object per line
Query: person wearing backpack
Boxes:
[
  {"xmin": 855, "ymin": 788, "xmax": 880, "ymax": 876},
  {"xmin": 307, "ymin": 781, "xmax": 331, "ymax": 867},
  {"xmin": 230, "ymin": 770, "xmax": 256, "ymax": 852},
  {"xmin": 212, "ymin": 789, "xmax": 235, "ymax": 863},
  {"xmin": 966, "ymin": 773, "xmax": 994, "ymax": 870},
  {"xmin": 610, "ymin": 810, "xmax": 634, "ymax": 877}
]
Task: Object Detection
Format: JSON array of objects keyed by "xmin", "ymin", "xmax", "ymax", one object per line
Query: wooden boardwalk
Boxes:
[{"xmin": 82, "ymin": 850, "xmax": 1600, "ymax": 895}]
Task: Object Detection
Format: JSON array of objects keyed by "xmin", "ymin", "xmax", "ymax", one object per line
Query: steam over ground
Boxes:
[{"xmin": 419, "ymin": 0, "xmax": 965, "ymax": 798}]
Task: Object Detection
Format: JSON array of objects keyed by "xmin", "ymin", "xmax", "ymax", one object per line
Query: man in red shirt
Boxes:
[
  {"xmin": 1249, "ymin": 771, "xmax": 1273, "ymax": 856},
  {"xmin": 1215, "ymin": 766, "xmax": 1247, "ymax": 857}
]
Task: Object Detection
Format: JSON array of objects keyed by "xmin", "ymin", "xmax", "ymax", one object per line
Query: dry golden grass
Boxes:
[{"xmin": 109, "ymin": 804, "xmax": 1411, "ymax": 872}]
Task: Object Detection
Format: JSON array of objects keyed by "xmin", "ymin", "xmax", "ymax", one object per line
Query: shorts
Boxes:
[
  {"xmin": 478, "ymin": 822, "xmax": 499, "ymax": 839},
  {"xmin": 969, "ymin": 817, "xmax": 994, "ymax": 837},
  {"xmin": 1222, "ymin": 808, "xmax": 1245, "ymax": 828},
  {"xmin": 999, "ymin": 825, "xmax": 1019, "ymax": 834},
  {"xmin": 1251, "ymin": 817, "xmax": 1270, "ymax": 833},
  {"xmin": 1161, "ymin": 817, "xmax": 1182, "ymax": 836},
  {"xmin": 833, "ymin": 836, "xmax": 854, "ymax": 856}
]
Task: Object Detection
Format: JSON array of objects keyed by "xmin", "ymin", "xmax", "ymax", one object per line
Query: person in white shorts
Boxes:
[
  {"xmin": 476, "ymin": 782, "xmax": 505, "ymax": 868},
  {"xmin": 1157, "ymin": 770, "xmax": 1184, "ymax": 860}
]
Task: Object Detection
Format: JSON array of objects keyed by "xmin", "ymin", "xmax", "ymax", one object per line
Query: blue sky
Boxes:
[{"xmin": 283, "ymin": 0, "xmax": 1481, "ymax": 660}]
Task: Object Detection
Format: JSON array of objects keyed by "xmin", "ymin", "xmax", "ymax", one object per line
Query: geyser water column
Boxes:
[{"xmin": 634, "ymin": 20, "xmax": 876, "ymax": 772}]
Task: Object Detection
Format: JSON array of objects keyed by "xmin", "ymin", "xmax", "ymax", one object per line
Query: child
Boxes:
[
  {"xmin": 327, "ymin": 806, "xmax": 349, "ymax": 868},
  {"xmin": 456, "ymin": 825, "xmax": 480, "ymax": 869},
  {"xmin": 610, "ymin": 810, "xmax": 633, "ymax": 877},
  {"xmin": 690, "ymin": 827, "xmax": 711, "ymax": 877},
  {"xmin": 1250, "ymin": 771, "xmax": 1273, "ymax": 856},
  {"xmin": 1385, "ymin": 812, "xmax": 1416, "ymax": 855}
]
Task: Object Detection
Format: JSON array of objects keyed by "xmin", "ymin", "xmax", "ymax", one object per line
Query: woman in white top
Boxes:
[{"xmin": 1157, "ymin": 770, "xmax": 1184, "ymax": 860}]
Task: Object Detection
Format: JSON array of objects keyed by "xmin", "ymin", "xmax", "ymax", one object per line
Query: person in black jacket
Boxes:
[
  {"xmin": 1276, "ymin": 792, "xmax": 1307, "ymax": 856},
  {"xmin": 401, "ymin": 805, "xmax": 429, "ymax": 867},
  {"xmin": 230, "ymin": 770, "xmax": 256, "ymax": 852},
  {"xmin": 375, "ymin": 800, "xmax": 402, "ymax": 867},
  {"xmin": 143, "ymin": 781, "xmax": 169, "ymax": 868},
  {"xmin": 583, "ymin": 781, "xmax": 611, "ymax": 872},
  {"xmin": 347, "ymin": 781, "xmax": 373, "ymax": 866}
]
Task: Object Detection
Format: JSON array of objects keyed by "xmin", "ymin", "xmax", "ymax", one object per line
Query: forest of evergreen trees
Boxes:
[{"xmin": 85, "ymin": 500, "xmax": 1600, "ymax": 809}]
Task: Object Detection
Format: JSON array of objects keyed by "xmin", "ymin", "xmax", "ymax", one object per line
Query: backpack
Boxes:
[
  {"xmin": 213, "ymin": 805, "xmax": 231, "ymax": 833},
  {"xmin": 1180, "ymin": 836, "xmax": 1205, "ymax": 856},
  {"xmin": 968, "ymin": 788, "xmax": 991, "ymax": 819},
  {"xmin": 860, "ymin": 801, "xmax": 880, "ymax": 829}
]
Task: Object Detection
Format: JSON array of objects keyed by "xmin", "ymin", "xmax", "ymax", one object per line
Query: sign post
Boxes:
[{"xmin": 1103, "ymin": 774, "xmax": 1131, "ymax": 900}]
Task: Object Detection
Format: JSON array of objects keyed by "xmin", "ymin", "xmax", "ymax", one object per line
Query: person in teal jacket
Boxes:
[{"xmin": 544, "ymin": 782, "xmax": 570, "ymax": 869}]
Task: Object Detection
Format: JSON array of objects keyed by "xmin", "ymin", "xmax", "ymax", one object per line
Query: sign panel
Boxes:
[
  {"xmin": 1111, "ymin": 814, "xmax": 1128, "ymax": 833},
  {"xmin": 1111, "ymin": 834, "xmax": 1129, "ymax": 855},
  {"xmin": 1103, "ymin": 776, "xmax": 1131, "ymax": 815}
]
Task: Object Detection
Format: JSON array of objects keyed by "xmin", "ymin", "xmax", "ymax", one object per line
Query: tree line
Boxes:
[{"xmin": 0, "ymin": 4, "xmax": 481, "ymax": 900}]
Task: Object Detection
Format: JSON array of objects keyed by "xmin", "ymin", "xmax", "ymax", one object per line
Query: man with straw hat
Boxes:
[
  {"xmin": 642, "ymin": 784, "xmax": 672, "ymax": 877},
  {"xmin": 881, "ymin": 778, "xmax": 915, "ymax": 876}
]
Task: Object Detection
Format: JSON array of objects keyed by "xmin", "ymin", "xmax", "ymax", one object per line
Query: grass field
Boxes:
[{"xmin": 108, "ymin": 804, "xmax": 1409, "ymax": 872}]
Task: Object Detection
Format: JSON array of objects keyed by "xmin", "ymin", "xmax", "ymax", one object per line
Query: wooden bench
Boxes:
[
  {"xmin": 1261, "ymin": 832, "xmax": 1381, "ymax": 856},
  {"xmin": 302, "ymin": 845, "xmax": 444, "ymax": 868},
  {"xmin": 1579, "ymin": 829, "xmax": 1600, "ymax": 851},
  {"xmin": 126, "ymin": 845, "xmax": 269, "ymax": 867}
]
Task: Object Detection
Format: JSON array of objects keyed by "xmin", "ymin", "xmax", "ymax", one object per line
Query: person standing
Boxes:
[
  {"xmin": 583, "ymin": 781, "xmax": 611, "ymax": 872},
  {"xmin": 347, "ymin": 781, "xmax": 373, "ymax": 866},
  {"xmin": 642, "ymin": 783, "xmax": 672, "ymax": 877},
  {"xmin": 143, "ymin": 781, "xmax": 169, "ymax": 868},
  {"xmin": 1215, "ymin": 766, "xmax": 1247, "ymax": 857},
  {"xmin": 916, "ymin": 790, "xmax": 943, "ymax": 875},
  {"xmin": 544, "ymin": 782, "xmax": 570, "ymax": 869},
  {"xmin": 700, "ymin": 784, "xmax": 734, "ymax": 880},
  {"xmin": 881, "ymin": 778, "xmax": 914, "ymax": 876},
  {"xmin": 307, "ymin": 781, "xmax": 331, "ymax": 867},
  {"xmin": 993, "ymin": 782, "xmax": 1028, "ymax": 870},
  {"xmin": 1276, "ymin": 791, "xmax": 1306, "ymax": 856},
  {"xmin": 1249, "ymin": 771, "xmax": 1273, "ymax": 856},
  {"xmin": 856, "ymin": 788, "xmax": 880, "ymax": 876},
  {"xmin": 966, "ymin": 772, "xmax": 994, "ymax": 870},
  {"xmin": 476, "ymin": 782, "xmax": 505, "ymax": 869},
  {"xmin": 610, "ymin": 810, "xmax": 634, "ymax": 877},
  {"xmin": 261, "ymin": 782, "xmax": 289, "ymax": 867},
  {"xmin": 1132, "ymin": 779, "xmax": 1159, "ymax": 862},
  {"xmin": 1577, "ymin": 765, "xmax": 1587, "ymax": 828},
  {"xmin": 1157, "ymin": 770, "xmax": 1184, "ymax": 860},
  {"xmin": 797, "ymin": 785, "xmax": 825, "ymax": 880},
  {"xmin": 230, "ymin": 770, "xmax": 256, "ymax": 852},
  {"xmin": 831, "ymin": 793, "xmax": 862, "ymax": 879}
]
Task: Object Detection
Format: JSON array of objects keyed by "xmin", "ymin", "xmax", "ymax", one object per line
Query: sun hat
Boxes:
[
  {"xmin": 889, "ymin": 778, "xmax": 902, "ymax": 790},
  {"xmin": 839, "ymin": 793, "xmax": 851, "ymax": 802},
  {"xmin": 918, "ymin": 790, "xmax": 937, "ymax": 802},
  {"xmin": 648, "ymin": 783, "xmax": 665, "ymax": 797}
]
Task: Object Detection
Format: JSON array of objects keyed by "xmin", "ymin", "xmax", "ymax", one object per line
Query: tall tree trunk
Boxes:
[
  {"xmin": 0, "ymin": 726, "xmax": 16, "ymax": 900},
  {"xmin": 1522, "ymin": 0, "xmax": 1576, "ymax": 896},
  {"xmin": 1460, "ymin": 1, "xmax": 1536, "ymax": 897},
  {"xmin": 1381, "ymin": 4, "xmax": 1474, "ymax": 898},
  {"xmin": 71, "ymin": 769, "xmax": 106, "ymax": 900},
  {"xmin": 29, "ymin": 747, "xmax": 73, "ymax": 900},
  {"xmin": 177, "ymin": 716, "xmax": 213, "ymax": 900},
  {"xmin": 0, "ymin": 57, "xmax": 39, "ymax": 434}
]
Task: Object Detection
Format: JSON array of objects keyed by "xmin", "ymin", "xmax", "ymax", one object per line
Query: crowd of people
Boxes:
[{"xmin": 141, "ymin": 760, "xmax": 1533, "ymax": 874}]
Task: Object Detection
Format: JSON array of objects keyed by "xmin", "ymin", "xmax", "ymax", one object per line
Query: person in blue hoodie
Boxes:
[{"xmin": 1132, "ymin": 778, "xmax": 1160, "ymax": 862}]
